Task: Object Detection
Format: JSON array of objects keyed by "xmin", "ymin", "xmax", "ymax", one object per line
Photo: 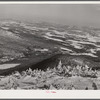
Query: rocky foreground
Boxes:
[{"xmin": 0, "ymin": 61, "xmax": 99, "ymax": 90}]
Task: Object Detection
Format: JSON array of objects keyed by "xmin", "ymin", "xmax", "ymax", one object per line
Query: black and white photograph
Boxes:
[{"xmin": 0, "ymin": 2, "xmax": 100, "ymax": 90}]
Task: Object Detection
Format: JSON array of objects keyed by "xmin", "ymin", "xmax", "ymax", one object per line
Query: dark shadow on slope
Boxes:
[
  {"xmin": 0, "ymin": 53, "xmax": 62, "ymax": 75},
  {"xmin": 0, "ymin": 53, "xmax": 100, "ymax": 75}
]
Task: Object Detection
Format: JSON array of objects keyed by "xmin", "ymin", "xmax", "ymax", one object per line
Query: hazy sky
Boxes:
[{"xmin": 0, "ymin": 4, "xmax": 100, "ymax": 27}]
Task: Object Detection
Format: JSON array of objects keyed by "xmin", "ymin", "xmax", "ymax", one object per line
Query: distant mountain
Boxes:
[{"xmin": 0, "ymin": 20, "xmax": 100, "ymax": 74}]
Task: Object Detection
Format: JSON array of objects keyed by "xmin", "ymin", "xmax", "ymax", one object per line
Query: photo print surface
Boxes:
[{"xmin": 0, "ymin": 4, "xmax": 100, "ymax": 90}]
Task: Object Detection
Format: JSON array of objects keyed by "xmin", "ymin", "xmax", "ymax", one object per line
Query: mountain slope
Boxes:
[{"xmin": 0, "ymin": 20, "xmax": 100, "ymax": 74}]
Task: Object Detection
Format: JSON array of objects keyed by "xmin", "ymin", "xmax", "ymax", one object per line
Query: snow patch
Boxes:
[
  {"xmin": 43, "ymin": 35, "xmax": 64, "ymax": 42},
  {"xmin": 34, "ymin": 48, "xmax": 48, "ymax": 52},
  {"xmin": 70, "ymin": 53, "xmax": 97, "ymax": 57},
  {"xmin": 1, "ymin": 27, "xmax": 9, "ymax": 30},
  {"xmin": 45, "ymin": 31, "xmax": 66, "ymax": 38},
  {"xmin": 67, "ymin": 40, "xmax": 82, "ymax": 49},
  {"xmin": 0, "ymin": 63, "xmax": 20, "ymax": 69},
  {"xmin": 90, "ymin": 49, "xmax": 96, "ymax": 54},
  {"xmin": 0, "ymin": 30, "xmax": 20, "ymax": 40},
  {"xmin": 60, "ymin": 47, "xmax": 72, "ymax": 52}
]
